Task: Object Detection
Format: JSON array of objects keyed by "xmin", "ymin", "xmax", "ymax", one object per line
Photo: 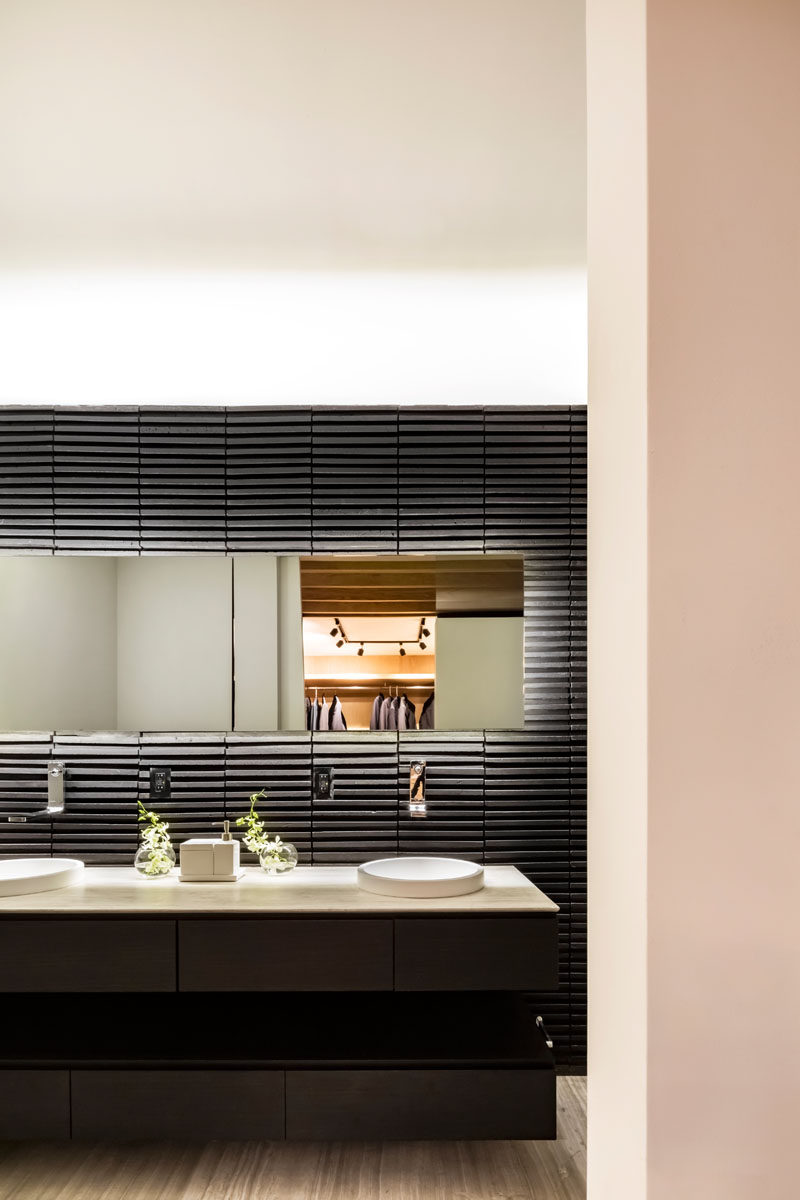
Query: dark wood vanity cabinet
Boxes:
[
  {"xmin": 395, "ymin": 915, "xmax": 559, "ymax": 991},
  {"xmin": 0, "ymin": 919, "xmax": 176, "ymax": 992},
  {"xmin": 0, "ymin": 913, "xmax": 557, "ymax": 994},
  {"xmin": 71, "ymin": 1071, "xmax": 285, "ymax": 1140},
  {"xmin": 0, "ymin": 910, "xmax": 558, "ymax": 1141},
  {"xmin": 177, "ymin": 918, "xmax": 394, "ymax": 991},
  {"xmin": 175, "ymin": 914, "xmax": 557, "ymax": 993}
]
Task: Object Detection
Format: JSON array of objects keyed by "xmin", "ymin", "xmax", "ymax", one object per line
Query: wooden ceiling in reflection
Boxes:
[{"xmin": 300, "ymin": 556, "xmax": 523, "ymax": 617}]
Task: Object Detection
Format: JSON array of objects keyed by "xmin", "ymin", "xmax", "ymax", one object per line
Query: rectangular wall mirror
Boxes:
[{"xmin": 0, "ymin": 554, "xmax": 524, "ymax": 733}]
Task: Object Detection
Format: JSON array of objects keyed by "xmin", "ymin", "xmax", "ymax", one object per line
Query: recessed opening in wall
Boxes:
[{"xmin": 300, "ymin": 556, "xmax": 524, "ymax": 732}]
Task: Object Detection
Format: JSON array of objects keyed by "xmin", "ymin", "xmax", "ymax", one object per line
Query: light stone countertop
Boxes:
[{"xmin": 0, "ymin": 864, "xmax": 558, "ymax": 916}]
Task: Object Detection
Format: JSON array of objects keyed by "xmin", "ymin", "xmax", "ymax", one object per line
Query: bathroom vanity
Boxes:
[{"xmin": 0, "ymin": 865, "xmax": 558, "ymax": 1141}]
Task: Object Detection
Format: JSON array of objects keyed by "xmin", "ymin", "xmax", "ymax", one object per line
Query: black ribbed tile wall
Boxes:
[
  {"xmin": 52, "ymin": 734, "xmax": 139, "ymax": 864},
  {"xmin": 225, "ymin": 733, "xmax": 312, "ymax": 862},
  {"xmin": 0, "ymin": 733, "xmax": 54, "ymax": 855},
  {"xmin": 398, "ymin": 408, "xmax": 484, "ymax": 553},
  {"xmin": 568, "ymin": 407, "xmax": 587, "ymax": 1064},
  {"xmin": 484, "ymin": 408, "xmax": 572, "ymax": 552},
  {"xmin": 398, "ymin": 731, "xmax": 485, "ymax": 858},
  {"xmin": 138, "ymin": 735, "xmax": 226, "ymax": 844},
  {"xmin": 226, "ymin": 408, "xmax": 312, "ymax": 553},
  {"xmin": 311, "ymin": 409, "xmax": 398, "ymax": 553},
  {"xmin": 0, "ymin": 404, "xmax": 586, "ymax": 1068},
  {"xmin": 54, "ymin": 409, "xmax": 139, "ymax": 554},
  {"xmin": 311, "ymin": 732, "xmax": 399, "ymax": 862},
  {"xmin": 0, "ymin": 409, "xmax": 53, "ymax": 552},
  {"xmin": 140, "ymin": 410, "xmax": 227, "ymax": 553}
]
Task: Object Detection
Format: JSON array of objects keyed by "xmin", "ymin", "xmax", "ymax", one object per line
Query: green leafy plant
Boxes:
[
  {"xmin": 137, "ymin": 799, "xmax": 174, "ymax": 875},
  {"xmin": 236, "ymin": 789, "xmax": 288, "ymax": 863}
]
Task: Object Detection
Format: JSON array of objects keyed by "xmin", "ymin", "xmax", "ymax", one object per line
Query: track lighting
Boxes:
[
  {"xmin": 421, "ymin": 624, "xmax": 430, "ymax": 637},
  {"xmin": 330, "ymin": 627, "xmax": 339, "ymax": 638},
  {"xmin": 357, "ymin": 644, "xmax": 365, "ymax": 656},
  {"xmin": 419, "ymin": 640, "xmax": 426, "ymax": 650},
  {"xmin": 399, "ymin": 643, "xmax": 406, "ymax": 657},
  {"xmin": 336, "ymin": 639, "xmax": 344, "ymax": 648}
]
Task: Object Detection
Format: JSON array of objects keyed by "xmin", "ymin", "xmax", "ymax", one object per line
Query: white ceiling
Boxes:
[
  {"xmin": 0, "ymin": 1, "xmax": 586, "ymax": 406},
  {"xmin": 0, "ymin": 0, "xmax": 586, "ymax": 270}
]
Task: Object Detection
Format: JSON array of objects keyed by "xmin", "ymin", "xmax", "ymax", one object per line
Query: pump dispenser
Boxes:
[{"xmin": 180, "ymin": 820, "xmax": 241, "ymax": 881}]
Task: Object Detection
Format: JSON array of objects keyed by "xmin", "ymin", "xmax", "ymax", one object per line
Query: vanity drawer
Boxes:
[
  {"xmin": 394, "ymin": 916, "xmax": 559, "ymax": 991},
  {"xmin": 0, "ymin": 920, "xmax": 176, "ymax": 992},
  {"xmin": 178, "ymin": 918, "xmax": 394, "ymax": 991},
  {"xmin": 71, "ymin": 1070, "xmax": 283, "ymax": 1139},
  {"xmin": 286, "ymin": 1068, "xmax": 556, "ymax": 1140},
  {"xmin": 0, "ymin": 1070, "xmax": 71, "ymax": 1138}
]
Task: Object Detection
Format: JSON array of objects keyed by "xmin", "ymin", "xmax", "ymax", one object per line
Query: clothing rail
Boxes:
[{"xmin": 304, "ymin": 684, "xmax": 433, "ymax": 692}]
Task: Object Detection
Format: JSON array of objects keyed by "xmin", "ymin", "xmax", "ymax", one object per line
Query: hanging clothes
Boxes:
[
  {"xmin": 330, "ymin": 695, "xmax": 347, "ymax": 731},
  {"xmin": 319, "ymin": 697, "xmax": 330, "ymax": 731},
  {"xmin": 370, "ymin": 693, "xmax": 385, "ymax": 731},
  {"xmin": 398, "ymin": 695, "xmax": 416, "ymax": 731},
  {"xmin": 305, "ymin": 696, "xmax": 312, "ymax": 731},
  {"xmin": 419, "ymin": 692, "xmax": 435, "ymax": 730},
  {"xmin": 386, "ymin": 696, "xmax": 400, "ymax": 731},
  {"xmin": 379, "ymin": 695, "xmax": 393, "ymax": 731}
]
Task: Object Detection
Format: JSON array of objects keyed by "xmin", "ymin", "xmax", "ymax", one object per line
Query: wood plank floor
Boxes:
[{"xmin": 0, "ymin": 1077, "xmax": 585, "ymax": 1200}]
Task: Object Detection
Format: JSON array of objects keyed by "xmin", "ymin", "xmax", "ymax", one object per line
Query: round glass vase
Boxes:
[
  {"xmin": 258, "ymin": 841, "xmax": 298, "ymax": 876},
  {"xmin": 134, "ymin": 842, "xmax": 176, "ymax": 878}
]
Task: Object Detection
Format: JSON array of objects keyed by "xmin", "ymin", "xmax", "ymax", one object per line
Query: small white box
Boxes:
[
  {"xmin": 213, "ymin": 839, "xmax": 240, "ymax": 876},
  {"xmin": 180, "ymin": 839, "xmax": 216, "ymax": 878}
]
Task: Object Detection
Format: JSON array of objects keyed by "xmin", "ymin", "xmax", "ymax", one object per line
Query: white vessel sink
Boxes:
[
  {"xmin": 357, "ymin": 856, "xmax": 484, "ymax": 899},
  {"xmin": 0, "ymin": 857, "xmax": 84, "ymax": 897}
]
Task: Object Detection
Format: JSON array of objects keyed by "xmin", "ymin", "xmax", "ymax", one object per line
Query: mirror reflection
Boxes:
[{"xmin": 0, "ymin": 554, "xmax": 523, "ymax": 733}]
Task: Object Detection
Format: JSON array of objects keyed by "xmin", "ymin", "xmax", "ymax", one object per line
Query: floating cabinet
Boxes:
[
  {"xmin": 71, "ymin": 1070, "xmax": 284, "ymax": 1140},
  {"xmin": 394, "ymin": 916, "xmax": 559, "ymax": 991},
  {"xmin": 0, "ymin": 1070, "xmax": 70, "ymax": 1139},
  {"xmin": 286, "ymin": 1068, "xmax": 555, "ymax": 1140},
  {"xmin": 0, "ymin": 920, "xmax": 176, "ymax": 992},
  {"xmin": 178, "ymin": 918, "xmax": 394, "ymax": 991}
]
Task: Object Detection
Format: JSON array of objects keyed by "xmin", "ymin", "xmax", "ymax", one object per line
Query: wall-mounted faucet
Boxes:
[
  {"xmin": 6, "ymin": 761, "xmax": 66, "ymax": 823},
  {"xmin": 409, "ymin": 760, "xmax": 426, "ymax": 818}
]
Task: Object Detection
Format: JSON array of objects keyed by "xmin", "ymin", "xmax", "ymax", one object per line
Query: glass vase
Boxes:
[
  {"xmin": 134, "ymin": 842, "xmax": 176, "ymax": 878},
  {"xmin": 258, "ymin": 841, "xmax": 298, "ymax": 875}
]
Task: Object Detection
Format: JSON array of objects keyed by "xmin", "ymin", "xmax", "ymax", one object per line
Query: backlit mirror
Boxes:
[{"xmin": 0, "ymin": 554, "xmax": 523, "ymax": 732}]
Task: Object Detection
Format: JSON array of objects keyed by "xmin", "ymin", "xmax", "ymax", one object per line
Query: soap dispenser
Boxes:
[
  {"xmin": 214, "ymin": 820, "xmax": 240, "ymax": 878},
  {"xmin": 179, "ymin": 820, "xmax": 242, "ymax": 882}
]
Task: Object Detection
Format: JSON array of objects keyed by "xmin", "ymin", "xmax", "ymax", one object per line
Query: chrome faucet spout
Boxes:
[
  {"xmin": 5, "ymin": 761, "xmax": 66, "ymax": 823},
  {"xmin": 409, "ymin": 760, "xmax": 426, "ymax": 818}
]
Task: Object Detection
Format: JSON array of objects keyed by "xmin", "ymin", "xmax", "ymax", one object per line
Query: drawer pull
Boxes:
[{"xmin": 536, "ymin": 1015, "xmax": 554, "ymax": 1050}]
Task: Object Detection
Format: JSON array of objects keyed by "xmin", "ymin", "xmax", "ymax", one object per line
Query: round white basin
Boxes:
[
  {"xmin": 357, "ymin": 856, "xmax": 484, "ymax": 899},
  {"xmin": 0, "ymin": 857, "xmax": 85, "ymax": 898}
]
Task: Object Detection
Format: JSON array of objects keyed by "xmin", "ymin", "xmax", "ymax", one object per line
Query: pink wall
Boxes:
[
  {"xmin": 590, "ymin": 0, "xmax": 800, "ymax": 1196},
  {"xmin": 648, "ymin": 1, "xmax": 800, "ymax": 1196}
]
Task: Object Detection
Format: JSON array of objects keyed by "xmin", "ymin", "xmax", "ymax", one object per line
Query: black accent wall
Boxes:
[{"xmin": 0, "ymin": 405, "xmax": 586, "ymax": 1068}]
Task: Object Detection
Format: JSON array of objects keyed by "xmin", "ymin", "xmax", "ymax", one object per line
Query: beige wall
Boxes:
[
  {"xmin": 0, "ymin": 557, "xmax": 118, "ymax": 730},
  {"xmin": 436, "ymin": 617, "xmax": 523, "ymax": 730},
  {"xmin": 586, "ymin": 0, "xmax": 648, "ymax": 1194},
  {"xmin": 589, "ymin": 0, "xmax": 800, "ymax": 1196},
  {"xmin": 116, "ymin": 557, "xmax": 232, "ymax": 731}
]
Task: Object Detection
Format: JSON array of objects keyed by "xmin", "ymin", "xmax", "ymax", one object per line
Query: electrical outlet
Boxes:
[
  {"xmin": 313, "ymin": 768, "xmax": 333, "ymax": 800},
  {"xmin": 149, "ymin": 767, "xmax": 171, "ymax": 799}
]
